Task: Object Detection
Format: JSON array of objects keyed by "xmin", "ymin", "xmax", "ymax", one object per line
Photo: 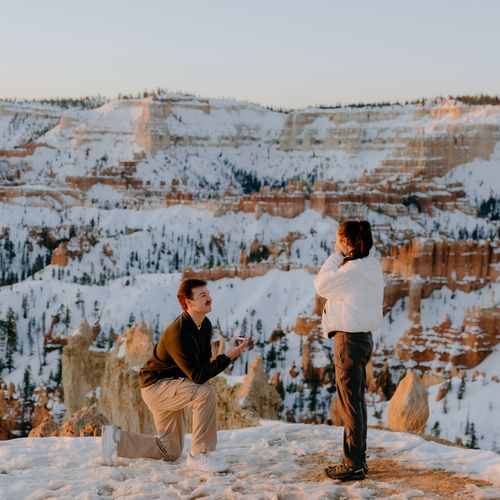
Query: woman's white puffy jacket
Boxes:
[{"xmin": 314, "ymin": 252, "xmax": 384, "ymax": 336}]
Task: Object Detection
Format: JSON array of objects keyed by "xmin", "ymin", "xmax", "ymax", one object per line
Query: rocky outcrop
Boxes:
[
  {"xmin": 98, "ymin": 322, "xmax": 155, "ymax": 435},
  {"xmin": 0, "ymin": 381, "xmax": 24, "ymax": 439},
  {"xmin": 0, "ymin": 186, "xmax": 81, "ymax": 207},
  {"xmin": 65, "ymin": 175, "xmax": 143, "ymax": 191},
  {"xmin": 209, "ymin": 376, "xmax": 260, "ymax": 429},
  {"xmin": 396, "ymin": 306, "xmax": 499, "ymax": 372},
  {"xmin": 381, "ymin": 238, "xmax": 498, "ymax": 322},
  {"xmin": 435, "ymin": 380, "xmax": 452, "ymax": 402},
  {"xmin": 62, "ymin": 320, "xmax": 154, "ymax": 434},
  {"xmin": 62, "ymin": 318, "xmax": 106, "ymax": 418},
  {"xmin": 50, "ymin": 242, "xmax": 68, "ymax": 266},
  {"xmin": 29, "ymin": 415, "xmax": 60, "ymax": 437},
  {"xmin": 387, "ymin": 371, "xmax": 429, "ymax": 433},
  {"xmin": 165, "ymin": 188, "xmax": 306, "ymax": 219},
  {"xmin": 294, "ymin": 315, "xmax": 321, "ymax": 336},
  {"xmin": 378, "ymin": 238, "xmax": 499, "ymax": 379},
  {"xmin": 0, "ymin": 378, "xmax": 62, "ymax": 440},
  {"xmin": 60, "ymin": 406, "xmax": 109, "ymax": 437},
  {"xmin": 102, "ymin": 243, "xmax": 116, "ymax": 265},
  {"xmin": 301, "ymin": 334, "xmax": 331, "ymax": 385},
  {"xmin": 382, "ymin": 239, "xmax": 498, "ymax": 292},
  {"xmin": 50, "ymin": 227, "xmax": 101, "ymax": 267},
  {"xmin": 183, "ymin": 262, "xmax": 296, "ymax": 281},
  {"xmin": 239, "ymin": 355, "xmax": 282, "ymax": 419},
  {"xmin": 30, "ymin": 385, "xmax": 55, "ymax": 429}
]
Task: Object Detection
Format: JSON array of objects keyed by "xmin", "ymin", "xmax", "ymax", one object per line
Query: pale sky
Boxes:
[{"xmin": 1, "ymin": 0, "xmax": 499, "ymax": 108}]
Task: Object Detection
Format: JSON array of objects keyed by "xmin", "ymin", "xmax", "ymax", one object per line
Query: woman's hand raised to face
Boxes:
[{"xmin": 334, "ymin": 239, "xmax": 345, "ymax": 256}]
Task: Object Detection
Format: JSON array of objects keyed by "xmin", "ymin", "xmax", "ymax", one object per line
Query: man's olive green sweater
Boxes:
[{"xmin": 139, "ymin": 312, "xmax": 231, "ymax": 387}]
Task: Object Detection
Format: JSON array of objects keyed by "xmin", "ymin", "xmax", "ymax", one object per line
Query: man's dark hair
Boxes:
[{"xmin": 177, "ymin": 279, "xmax": 207, "ymax": 311}]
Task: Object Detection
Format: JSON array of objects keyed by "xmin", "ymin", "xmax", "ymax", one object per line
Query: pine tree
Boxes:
[
  {"xmin": 266, "ymin": 344, "xmax": 277, "ymax": 370},
  {"xmin": 240, "ymin": 317, "xmax": 248, "ymax": 338},
  {"xmin": 128, "ymin": 312, "xmax": 136, "ymax": 326},
  {"xmin": 376, "ymin": 361, "xmax": 396, "ymax": 400},
  {"xmin": 27, "ymin": 322, "xmax": 34, "ymax": 356},
  {"xmin": 92, "ymin": 300, "xmax": 100, "ymax": 323},
  {"xmin": 297, "ymin": 389, "xmax": 305, "ymax": 417},
  {"xmin": 22, "ymin": 367, "xmax": 34, "ymax": 401},
  {"xmin": 466, "ymin": 423, "xmax": 478, "ymax": 449},
  {"xmin": 457, "ymin": 376, "xmax": 466, "ymax": 400},
  {"xmin": 63, "ymin": 306, "xmax": 71, "ymax": 328},
  {"xmin": 256, "ymin": 319, "xmax": 263, "ymax": 340},
  {"xmin": 0, "ymin": 316, "xmax": 5, "ymax": 353},
  {"xmin": 442, "ymin": 396, "xmax": 448, "ymax": 414},
  {"xmin": 53, "ymin": 357, "xmax": 63, "ymax": 385},
  {"xmin": 108, "ymin": 327, "xmax": 118, "ymax": 348},
  {"xmin": 308, "ymin": 371, "xmax": 320, "ymax": 412},
  {"xmin": 21, "ymin": 294, "xmax": 29, "ymax": 319},
  {"xmin": 431, "ymin": 421, "xmax": 441, "ymax": 438},
  {"xmin": 2, "ymin": 308, "xmax": 18, "ymax": 372}
]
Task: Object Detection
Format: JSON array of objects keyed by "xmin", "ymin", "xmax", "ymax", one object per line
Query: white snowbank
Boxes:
[{"xmin": 0, "ymin": 422, "xmax": 499, "ymax": 499}]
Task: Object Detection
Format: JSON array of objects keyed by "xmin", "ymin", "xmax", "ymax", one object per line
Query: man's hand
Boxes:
[{"xmin": 226, "ymin": 337, "xmax": 247, "ymax": 361}]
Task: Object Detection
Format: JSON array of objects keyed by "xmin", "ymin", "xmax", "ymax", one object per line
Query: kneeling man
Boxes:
[{"xmin": 101, "ymin": 278, "xmax": 247, "ymax": 472}]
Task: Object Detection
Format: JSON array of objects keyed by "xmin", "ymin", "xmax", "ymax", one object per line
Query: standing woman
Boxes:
[{"xmin": 314, "ymin": 220, "xmax": 384, "ymax": 481}]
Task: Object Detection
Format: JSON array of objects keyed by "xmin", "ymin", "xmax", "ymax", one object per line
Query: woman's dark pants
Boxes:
[{"xmin": 333, "ymin": 331, "xmax": 373, "ymax": 468}]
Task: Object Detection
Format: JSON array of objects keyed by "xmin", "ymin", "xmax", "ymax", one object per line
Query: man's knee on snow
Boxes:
[
  {"xmin": 159, "ymin": 439, "xmax": 183, "ymax": 461},
  {"xmin": 168, "ymin": 445, "xmax": 183, "ymax": 461}
]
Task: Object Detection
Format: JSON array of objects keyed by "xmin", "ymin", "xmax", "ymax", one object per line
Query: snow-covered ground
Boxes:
[{"xmin": 0, "ymin": 421, "xmax": 499, "ymax": 499}]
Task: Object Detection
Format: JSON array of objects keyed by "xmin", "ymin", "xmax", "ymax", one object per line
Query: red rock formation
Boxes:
[
  {"xmin": 0, "ymin": 381, "xmax": 24, "ymax": 439},
  {"xmin": 382, "ymin": 239, "xmax": 497, "ymax": 289},
  {"xmin": 0, "ymin": 186, "xmax": 80, "ymax": 205},
  {"xmin": 29, "ymin": 415, "xmax": 60, "ymax": 437},
  {"xmin": 396, "ymin": 306, "xmax": 499, "ymax": 372},
  {"xmin": 381, "ymin": 238, "xmax": 498, "ymax": 321},
  {"xmin": 165, "ymin": 191, "xmax": 306, "ymax": 219},
  {"xmin": 31, "ymin": 385, "xmax": 52, "ymax": 429},
  {"xmin": 0, "ymin": 142, "xmax": 55, "ymax": 158},
  {"xmin": 49, "ymin": 229, "xmax": 99, "ymax": 267},
  {"xmin": 119, "ymin": 160, "xmax": 139, "ymax": 168},
  {"xmin": 312, "ymin": 294, "xmax": 327, "ymax": 317},
  {"xmin": 51, "ymin": 242, "xmax": 68, "ymax": 267},
  {"xmin": 102, "ymin": 243, "xmax": 116, "ymax": 265},
  {"xmin": 301, "ymin": 333, "xmax": 331, "ymax": 384},
  {"xmin": 289, "ymin": 362, "xmax": 299, "ymax": 378},
  {"xmin": 294, "ymin": 315, "xmax": 321, "ymax": 336},
  {"xmin": 165, "ymin": 192, "xmax": 194, "ymax": 204},
  {"xmin": 65, "ymin": 175, "xmax": 143, "ymax": 190},
  {"xmin": 60, "ymin": 406, "xmax": 109, "ymax": 437},
  {"xmin": 182, "ymin": 262, "xmax": 294, "ymax": 281},
  {"xmin": 62, "ymin": 318, "xmax": 107, "ymax": 419}
]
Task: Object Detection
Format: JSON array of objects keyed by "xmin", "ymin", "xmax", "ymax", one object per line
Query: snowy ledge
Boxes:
[{"xmin": 0, "ymin": 421, "xmax": 499, "ymax": 499}]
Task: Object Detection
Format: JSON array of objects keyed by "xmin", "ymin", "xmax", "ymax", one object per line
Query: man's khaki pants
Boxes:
[{"xmin": 116, "ymin": 378, "xmax": 217, "ymax": 460}]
